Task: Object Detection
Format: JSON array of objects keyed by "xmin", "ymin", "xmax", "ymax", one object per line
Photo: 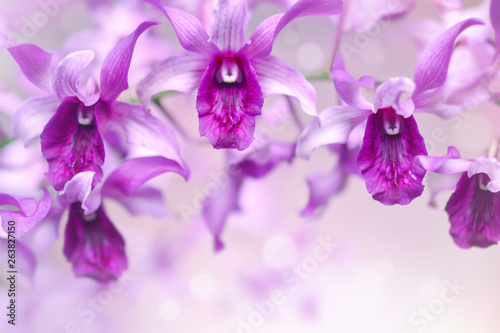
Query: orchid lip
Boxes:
[
  {"xmin": 216, "ymin": 58, "xmax": 242, "ymax": 84},
  {"xmin": 379, "ymin": 107, "xmax": 403, "ymax": 135}
]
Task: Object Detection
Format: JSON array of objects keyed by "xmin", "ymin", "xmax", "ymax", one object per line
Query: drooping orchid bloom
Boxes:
[
  {"xmin": 8, "ymin": 21, "xmax": 185, "ymax": 192},
  {"xmin": 138, "ymin": 0, "xmax": 343, "ymax": 150},
  {"xmin": 297, "ymin": 18, "xmax": 483, "ymax": 205},
  {"xmin": 416, "ymin": 144, "xmax": 500, "ymax": 249},
  {"xmin": 59, "ymin": 155, "xmax": 188, "ymax": 282}
]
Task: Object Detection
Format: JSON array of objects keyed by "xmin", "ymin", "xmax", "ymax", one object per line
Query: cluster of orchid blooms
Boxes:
[{"xmin": 0, "ymin": 0, "xmax": 499, "ymax": 284}]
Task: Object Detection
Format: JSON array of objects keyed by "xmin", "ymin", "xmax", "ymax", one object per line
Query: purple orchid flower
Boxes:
[
  {"xmin": 416, "ymin": 145, "xmax": 500, "ymax": 248},
  {"xmin": 8, "ymin": 21, "xmax": 185, "ymax": 192},
  {"xmin": 138, "ymin": 0, "xmax": 343, "ymax": 150},
  {"xmin": 203, "ymin": 141, "xmax": 295, "ymax": 251},
  {"xmin": 59, "ymin": 155, "xmax": 188, "ymax": 282},
  {"xmin": 297, "ymin": 18, "xmax": 483, "ymax": 205}
]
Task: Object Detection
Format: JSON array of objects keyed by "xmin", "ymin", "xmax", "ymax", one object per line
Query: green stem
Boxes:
[{"xmin": 305, "ymin": 71, "xmax": 331, "ymax": 81}]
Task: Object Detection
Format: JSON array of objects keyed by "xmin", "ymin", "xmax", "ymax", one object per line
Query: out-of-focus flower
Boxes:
[
  {"xmin": 8, "ymin": 21, "xmax": 185, "ymax": 192},
  {"xmin": 203, "ymin": 140, "xmax": 295, "ymax": 250},
  {"xmin": 297, "ymin": 18, "xmax": 483, "ymax": 205},
  {"xmin": 416, "ymin": 144, "xmax": 500, "ymax": 249},
  {"xmin": 138, "ymin": 0, "xmax": 342, "ymax": 150}
]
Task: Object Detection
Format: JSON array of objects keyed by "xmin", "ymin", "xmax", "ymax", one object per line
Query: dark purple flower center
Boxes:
[
  {"xmin": 197, "ymin": 56, "xmax": 263, "ymax": 150},
  {"xmin": 468, "ymin": 174, "xmax": 493, "ymax": 231}
]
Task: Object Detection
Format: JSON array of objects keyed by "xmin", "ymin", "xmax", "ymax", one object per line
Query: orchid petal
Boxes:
[
  {"xmin": 357, "ymin": 111, "xmax": 427, "ymax": 205},
  {"xmin": 296, "ymin": 105, "xmax": 370, "ymax": 159},
  {"xmin": 8, "ymin": 44, "xmax": 53, "ymax": 93},
  {"xmin": 240, "ymin": 0, "xmax": 343, "ymax": 58},
  {"xmin": 0, "ymin": 239, "xmax": 36, "ymax": 280},
  {"xmin": 64, "ymin": 202, "xmax": 127, "ymax": 283},
  {"xmin": 58, "ymin": 171, "xmax": 97, "ymax": 211},
  {"xmin": 236, "ymin": 141, "xmax": 295, "ymax": 178},
  {"xmin": 0, "ymin": 188, "xmax": 51, "ymax": 236},
  {"xmin": 53, "ymin": 50, "xmax": 95, "ymax": 102},
  {"xmin": 41, "ymin": 100, "xmax": 105, "ymax": 191},
  {"xmin": 99, "ymin": 101, "xmax": 186, "ymax": 167},
  {"xmin": 252, "ymin": 55, "xmax": 317, "ymax": 116},
  {"xmin": 331, "ymin": 55, "xmax": 372, "ymax": 110},
  {"xmin": 137, "ymin": 52, "xmax": 209, "ymax": 107},
  {"xmin": 446, "ymin": 172, "xmax": 500, "ymax": 248},
  {"xmin": 108, "ymin": 186, "xmax": 170, "ymax": 218},
  {"xmin": 100, "ymin": 21, "xmax": 159, "ymax": 102},
  {"xmin": 13, "ymin": 95, "xmax": 60, "ymax": 143},
  {"xmin": 144, "ymin": 0, "xmax": 219, "ymax": 55},
  {"xmin": 413, "ymin": 18, "xmax": 484, "ymax": 97},
  {"xmin": 373, "ymin": 77, "xmax": 415, "ymax": 118},
  {"xmin": 468, "ymin": 158, "xmax": 500, "ymax": 193},
  {"xmin": 210, "ymin": 0, "xmax": 248, "ymax": 53},
  {"xmin": 491, "ymin": 0, "xmax": 500, "ymax": 47},
  {"xmin": 102, "ymin": 156, "xmax": 188, "ymax": 196},
  {"xmin": 415, "ymin": 146, "xmax": 471, "ymax": 174},
  {"xmin": 203, "ymin": 175, "xmax": 244, "ymax": 252}
]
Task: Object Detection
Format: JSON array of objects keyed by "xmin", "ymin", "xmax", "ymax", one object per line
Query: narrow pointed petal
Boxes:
[
  {"xmin": 491, "ymin": 0, "xmax": 500, "ymax": 47},
  {"xmin": 415, "ymin": 146, "xmax": 471, "ymax": 174},
  {"xmin": 301, "ymin": 145, "xmax": 358, "ymax": 218},
  {"xmin": 357, "ymin": 110, "xmax": 427, "ymax": 205},
  {"xmin": 331, "ymin": 55, "xmax": 372, "ymax": 110},
  {"xmin": 99, "ymin": 101, "xmax": 186, "ymax": 167},
  {"xmin": 252, "ymin": 55, "xmax": 317, "ymax": 116},
  {"xmin": 12, "ymin": 95, "xmax": 60, "ymax": 143},
  {"xmin": 0, "ymin": 188, "xmax": 51, "ymax": 236},
  {"xmin": 137, "ymin": 52, "xmax": 209, "ymax": 106},
  {"xmin": 468, "ymin": 158, "xmax": 500, "ymax": 193},
  {"xmin": 64, "ymin": 202, "xmax": 127, "ymax": 283},
  {"xmin": 203, "ymin": 175, "xmax": 244, "ymax": 252},
  {"xmin": 41, "ymin": 100, "xmax": 105, "ymax": 191},
  {"xmin": 53, "ymin": 50, "xmax": 95, "ymax": 101},
  {"xmin": 372, "ymin": 77, "xmax": 415, "ymax": 118},
  {"xmin": 446, "ymin": 173, "xmax": 500, "ymax": 248},
  {"xmin": 296, "ymin": 105, "xmax": 370, "ymax": 159},
  {"xmin": 210, "ymin": 0, "xmax": 248, "ymax": 53},
  {"xmin": 144, "ymin": 0, "xmax": 219, "ymax": 55},
  {"xmin": 240, "ymin": 0, "xmax": 343, "ymax": 58},
  {"xmin": 0, "ymin": 239, "xmax": 36, "ymax": 280},
  {"xmin": 197, "ymin": 58, "xmax": 264, "ymax": 150},
  {"xmin": 413, "ymin": 18, "xmax": 484, "ymax": 97},
  {"xmin": 8, "ymin": 44, "xmax": 53, "ymax": 93},
  {"xmin": 234, "ymin": 141, "xmax": 295, "ymax": 178},
  {"xmin": 102, "ymin": 156, "xmax": 188, "ymax": 197},
  {"xmin": 100, "ymin": 21, "xmax": 159, "ymax": 102}
]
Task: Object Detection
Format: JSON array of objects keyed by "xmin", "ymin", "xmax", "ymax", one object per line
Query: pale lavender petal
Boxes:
[
  {"xmin": 240, "ymin": 0, "xmax": 343, "ymax": 57},
  {"xmin": 413, "ymin": 18, "xmax": 484, "ymax": 97},
  {"xmin": 251, "ymin": 55, "xmax": 316, "ymax": 116},
  {"xmin": 197, "ymin": 58, "xmax": 263, "ymax": 150},
  {"xmin": 415, "ymin": 146, "xmax": 471, "ymax": 174},
  {"xmin": 58, "ymin": 171, "xmax": 96, "ymax": 209},
  {"xmin": 8, "ymin": 44, "xmax": 53, "ymax": 93},
  {"xmin": 53, "ymin": 50, "xmax": 95, "ymax": 102},
  {"xmin": 64, "ymin": 202, "xmax": 127, "ymax": 283},
  {"xmin": 100, "ymin": 21, "xmax": 159, "ymax": 102},
  {"xmin": 446, "ymin": 172, "xmax": 500, "ymax": 249},
  {"xmin": 144, "ymin": 0, "xmax": 219, "ymax": 55},
  {"xmin": 468, "ymin": 158, "xmax": 500, "ymax": 193},
  {"xmin": 0, "ymin": 188, "xmax": 51, "ymax": 236},
  {"xmin": 102, "ymin": 156, "xmax": 188, "ymax": 196},
  {"xmin": 0, "ymin": 239, "xmax": 36, "ymax": 280},
  {"xmin": 108, "ymin": 186, "xmax": 170, "ymax": 218},
  {"xmin": 203, "ymin": 175, "xmax": 244, "ymax": 251},
  {"xmin": 296, "ymin": 105, "xmax": 370, "ymax": 159},
  {"xmin": 373, "ymin": 77, "xmax": 415, "ymax": 118},
  {"xmin": 331, "ymin": 55, "xmax": 372, "ymax": 110},
  {"xmin": 236, "ymin": 141, "xmax": 295, "ymax": 178},
  {"xmin": 137, "ymin": 52, "xmax": 209, "ymax": 107},
  {"xmin": 491, "ymin": 0, "xmax": 500, "ymax": 47},
  {"xmin": 12, "ymin": 95, "xmax": 60, "ymax": 143},
  {"xmin": 41, "ymin": 100, "xmax": 105, "ymax": 191},
  {"xmin": 210, "ymin": 0, "xmax": 248, "ymax": 53},
  {"xmin": 100, "ymin": 101, "xmax": 185, "ymax": 166},
  {"xmin": 357, "ymin": 109, "xmax": 427, "ymax": 205}
]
